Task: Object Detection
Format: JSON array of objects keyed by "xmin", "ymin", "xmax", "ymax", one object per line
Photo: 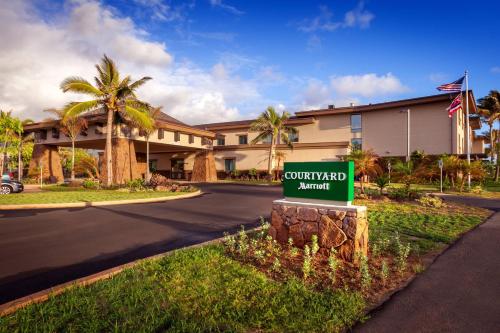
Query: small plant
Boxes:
[
  {"xmin": 302, "ymin": 245, "xmax": 312, "ymax": 280},
  {"xmin": 413, "ymin": 263, "xmax": 425, "ymax": 274},
  {"xmin": 358, "ymin": 254, "xmax": 371, "ymax": 290},
  {"xmin": 380, "ymin": 260, "xmax": 389, "ymax": 285},
  {"xmin": 328, "ymin": 250, "xmax": 339, "ymax": 284},
  {"xmin": 254, "ymin": 249, "xmax": 265, "ymax": 264},
  {"xmin": 82, "ymin": 179, "xmax": 99, "ymax": 189},
  {"xmin": 222, "ymin": 232, "xmax": 237, "ymax": 254},
  {"xmin": 259, "ymin": 217, "xmax": 270, "ymax": 238},
  {"xmin": 311, "ymin": 235, "xmax": 319, "ymax": 256},
  {"xmin": 237, "ymin": 225, "xmax": 249, "ymax": 257},
  {"xmin": 417, "ymin": 195, "xmax": 443, "ymax": 208},
  {"xmin": 126, "ymin": 178, "xmax": 146, "ymax": 192},
  {"xmin": 394, "ymin": 232, "xmax": 411, "ymax": 274},
  {"xmin": 374, "ymin": 174, "xmax": 389, "ymax": 195},
  {"xmin": 248, "ymin": 168, "xmax": 258, "ymax": 179},
  {"xmin": 272, "ymin": 257, "xmax": 281, "ymax": 272},
  {"xmin": 290, "ymin": 247, "xmax": 299, "ymax": 257},
  {"xmin": 372, "ymin": 236, "xmax": 390, "ymax": 257}
]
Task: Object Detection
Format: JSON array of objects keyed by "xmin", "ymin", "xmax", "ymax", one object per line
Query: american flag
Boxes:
[
  {"xmin": 437, "ymin": 76, "xmax": 465, "ymax": 92},
  {"xmin": 447, "ymin": 94, "xmax": 463, "ymax": 118}
]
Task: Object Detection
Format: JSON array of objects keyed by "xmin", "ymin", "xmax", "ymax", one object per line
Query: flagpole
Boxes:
[{"xmin": 465, "ymin": 70, "xmax": 471, "ymax": 189}]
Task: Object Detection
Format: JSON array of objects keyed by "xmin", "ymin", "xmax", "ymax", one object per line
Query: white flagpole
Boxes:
[{"xmin": 465, "ymin": 70, "xmax": 471, "ymax": 189}]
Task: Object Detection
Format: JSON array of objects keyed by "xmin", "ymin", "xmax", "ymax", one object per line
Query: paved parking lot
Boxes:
[{"xmin": 0, "ymin": 183, "xmax": 282, "ymax": 304}]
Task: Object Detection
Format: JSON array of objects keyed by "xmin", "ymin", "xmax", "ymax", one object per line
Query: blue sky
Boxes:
[{"xmin": 1, "ymin": 0, "xmax": 499, "ymax": 127}]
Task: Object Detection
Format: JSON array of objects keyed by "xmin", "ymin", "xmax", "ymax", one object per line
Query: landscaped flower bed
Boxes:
[{"xmin": 0, "ymin": 200, "xmax": 490, "ymax": 332}]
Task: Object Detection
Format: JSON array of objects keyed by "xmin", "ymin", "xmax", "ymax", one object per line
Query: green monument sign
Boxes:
[{"xmin": 282, "ymin": 161, "xmax": 354, "ymax": 205}]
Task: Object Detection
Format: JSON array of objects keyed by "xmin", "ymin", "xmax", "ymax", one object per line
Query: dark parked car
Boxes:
[{"xmin": 1, "ymin": 176, "xmax": 24, "ymax": 194}]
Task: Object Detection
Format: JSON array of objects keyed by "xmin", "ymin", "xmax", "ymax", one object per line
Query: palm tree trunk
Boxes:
[
  {"xmin": 71, "ymin": 139, "xmax": 75, "ymax": 181},
  {"xmin": 360, "ymin": 175, "xmax": 365, "ymax": 194},
  {"xmin": 105, "ymin": 109, "xmax": 113, "ymax": 186},
  {"xmin": 496, "ymin": 119, "xmax": 500, "ymax": 182},
  {"xmin": 267, "ymin": 142, "xmax": 275, "ymax": 178},
  {"xmin": 146, "ymin": 136, "xmax": 150, "ymax": 182},
  {"xmin": 0, "ymin": 142, "xmax": 7, "ymax": 176},
  {"xmin": 18, "ymin": 142, "xmax": 22, "ymax": 181}
]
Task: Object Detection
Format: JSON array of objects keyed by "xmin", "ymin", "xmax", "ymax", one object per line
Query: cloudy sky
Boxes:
[{"xmin": 1, "ymin": 0, "xmax": 499, "ymax": 125}]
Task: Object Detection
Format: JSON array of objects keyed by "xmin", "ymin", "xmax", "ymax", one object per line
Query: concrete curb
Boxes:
[
  {"xmin": 0, "ymin": 190, "xmax": 202, "ymax": 210},
  {"xmin": 0, "ymin": 226, "xmax": 262, "ymax": 317}
]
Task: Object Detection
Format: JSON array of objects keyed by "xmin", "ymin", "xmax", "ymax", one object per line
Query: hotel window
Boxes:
[
  {"xmin": 351, "ymin": 138, "xmax": 362, "ymax": 151},
  {"xmin": 189, "ymin": 134, "xmax": 194, "ymax": 144},
  {"xmin": 158, "ymin": 128, "xmax": 164, "ymax": 140},
  {"xmin": 238, "ymin": 135, "xmax": 248, "ymax": 145},
  {"xmin": 224, "ymin": 158, "xmax": 236, "ymax": 172},
  {"xmin": 288, "ymin": 131, "xmax": 299, "ymax": 143},
  {"xmin": 51, "ymin": 128, "xmax": 60, "ymax": 139},
  {"xmin": 351, "ymin": 114, "xmax": 362, "ymax": 133},
  {"xmin": 217, "ymin": 137, "xmax": 225, "ymax": 146},
  {"xmin": 174, "ymin": 131, "xmax": 180, "ymax": 142},
  {"xmin": 262, "ymin": 134, "xmax": 272, "ymax": 144}
]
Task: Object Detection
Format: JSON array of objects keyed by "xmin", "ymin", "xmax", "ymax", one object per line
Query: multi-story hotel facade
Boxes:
[
  {"xmin": 198, "ymin": 92, "xmax": 484, "ymax": 175},
  {"xmin": 25, "ymin": 92, "xmax": 485, "ymax": 182}
]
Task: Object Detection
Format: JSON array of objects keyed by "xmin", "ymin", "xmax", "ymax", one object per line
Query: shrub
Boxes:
[
  {"xmin": 387, "ymin": 187, "xmax": 408, "ymax": 200},
  {"xmin": 149, "ymin": 173, "xmax": 169, "ymax": 187},
  {"xmin": 375, "ymin": 174, "xmax": 390, "ymax": 195},
  {"xmin": 311, "ymin": 235, "xmax": 319, "ymax": 256},
  {"xmin": 471, "ymin": 185, "xmax": 483, "ymax": 194},
  {"xmin": 328, "ymin": 250, "xmax": 339, "ymax": 284},
  {"xmin": 127, "ymin": 178, "xmax": 146, "ymax": 191},
  {"xmin": 394, "ymin": 232, "xmax": 411, "ymax": 274},
  {"xmin": 82, "ymin": 179, "xmax": 99, "ymax": 189},
  {"xmin": 248, "ymin": 168, "xmax": 258, "ymax": 179},
  {"xmin": 302, "ymin": 245, "xmax": 312, "ymax": 280},
  {"xmin": 272, "ymin": 257, "xmax": 281, "ymax": 272},
  {"xmin": 417, "ymin": 195, "xmax": 443, "ymax": 208},
  {"xmin": 358, "ymin": 254, "xmax": 371, "ymax": 290},
  {"xmin": 380, "ymin": 260, "xmax": 389, "ymax": 284}
]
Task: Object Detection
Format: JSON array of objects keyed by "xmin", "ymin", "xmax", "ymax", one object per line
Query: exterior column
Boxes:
[
  {"xmin": 191, "ymin": 150, "xmax": 217, "ymax": 182},
  {"xmin": 28, "ymin": 144, "xmax": 64, "ymax": 183},
  {"xmin": 100, "ymin": 138, "xmax": 139, "ymax": 184}
]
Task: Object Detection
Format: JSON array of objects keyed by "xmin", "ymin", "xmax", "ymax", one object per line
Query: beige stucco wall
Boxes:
[
  {"xmin": 213, "ymin": 146, "xmax": 349, "ymax": 171},
  {"xmin": 149, "ymin": 151, "xmax": 198, "ymax": 171},
  {"xmin": 362, "ymin": 100, "xmax": 458, "ymax": 157}
]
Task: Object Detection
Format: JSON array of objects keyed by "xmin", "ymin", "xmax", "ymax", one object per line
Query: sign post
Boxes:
[
  {"xmin": 438, "ymin": 159, "xmax": 443, "ymax": 193},
  {"xmin": 282, "ymin": 161, "xmax": 354, "ymax": 206}
]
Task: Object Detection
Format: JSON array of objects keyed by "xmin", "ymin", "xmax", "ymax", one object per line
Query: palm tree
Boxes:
[
  {"xmin": 274, "ymin": 150, "xmax": 287, "ymax": 180},
  {"xmin": 138, "ymin": 106, "xmax": 162, "ymax": 182},
  {"xmin": 16, "ymin": 119, "xmax": 34, "ymax": 181},
  {"xmin": 250, "ymin": 107, "xmax": 297, "ymax": 179},
  {"xmin": 45, "ymin": 109, "xmax": 88, "ymax": 181},
  {"xmin": 60, "ymin": 55, "xmax": 154, "ymax": 186},
  {"xmin": 477, "ymin": 90, "xmax": 500, "ymax": 181},
  {"xmin": 346, "ymin": 149, "xmax": 381, "ymax": 193},
  {"xmin": 0, "ymin": 111, "xmax": 22, "ymax": 176}
]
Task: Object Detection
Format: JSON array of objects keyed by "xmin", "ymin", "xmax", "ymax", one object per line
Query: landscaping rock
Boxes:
[
  {"xmin": 342, "ymin": 217, "xmax": 357, "ymax": 239},
  {"xmin": 319, "ymin": 215, "xmax": 347, "ymax": 248},
  {"xmin": 339, "ymin": 239, "xmax": 355, "ymax": 262},
  {"xmin": 298, "ymin": 207, "xmax": 319, "ymax": 221},
  {"xmin": 271, "ymin": 210, "xmax": 284, "ymax": 229},
  {"xmin": 268, "ymin": 226, "xmax": 277, "ymax": 239},
  {"xmin": 288, "ymin": 224, "xmax": 304, "ymax": 247},
  {"xmin": 302, "ymin": 221, "xmax": 319, "ymax": 243},
  {"xmin": 284, "ymin": 206, "xmax": 296, "ymax": 217}
]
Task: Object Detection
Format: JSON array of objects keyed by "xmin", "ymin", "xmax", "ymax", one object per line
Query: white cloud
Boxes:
[
  {"xmin": 0, "ymin": 0, "xmax": 257, "ymax": 125},
  {"xmin": 330, "ymin": 73, "xmax": 408, "ymax": 98},
  {"xmin": 132, "ymin": 0, "xmax": 185, "ymax": 21},
  {"xmin": 428, "ymin": 72, "xmax": 448, "ymax": 83},
  {"xmin": 298, "ymin": 2, "xmax": 374, "ymax": 33},
  {"xmin": 491, "ymin": 67, "xmax": 500, "ymax": 74},
  {"xmin": 209, "ymin": 0, "xmax": 244, "ymax": 15}
]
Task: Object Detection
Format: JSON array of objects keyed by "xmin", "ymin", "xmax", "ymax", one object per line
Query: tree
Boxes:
[
  {"xmin": 60, "ymin": 55, "xmax": 154, "ymax": 186},
  {"xmin": 15, "ymin": 119, "xmax": 34, "ymax": 181},
  {"xmin": 374, "ymin": 174, "xmax": 389, "ymax": 195},
  {"xmin": 477, "ymin": 90, "xmax": 500, "ymax": 181},
  {"xmin": 136, "ymin": 106, "xmax": 162, "ymax": 182},
  {"xmin": 250, "ymin": 107, "xmax": 297, "ymax": 179},
  {"xmin": 441, "ymin": 155, "xmax": 461, "ymax": 189},
  {"xmin": 0, "ymin": 111, "xmax": 22, "ymax": 176},
  {"xmin": 393, "ymin": 160, "xmax": 415, "ymax": 192},
  {"xmin": 346, "ymin": 149, "xmax": 381, "ymax": 193},
  {"xmin": 274, "ymin": 150, "xmax": 287, "ymax": 180},
  {"xmin": 45, "ymin": 109, "xmax": 88, "ymax": 181}
]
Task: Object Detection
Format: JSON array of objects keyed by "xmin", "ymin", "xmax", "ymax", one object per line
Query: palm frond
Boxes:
[
  {"xmin": 122, "ymin": 105, "xmax": 154, "ymax": 131},
  {"xmin": 129, "ymin": 76, "xmax": 152, "ymax": 91},
  {"xmin": 251, "ymin": 131, "xmax": 271, "ymax": 145},
  {"xmin": 62, "ymin": 100, "xmax": 100, "ymax": 118},
  {"xmin": 60, "ymin": 77, "xmax": 103, "ymax": 96}
]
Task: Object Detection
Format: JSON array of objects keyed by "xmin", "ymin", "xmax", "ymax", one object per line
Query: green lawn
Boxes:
[
  {"xmin": 0, "ymin": 199, "xmax": 490, "ymax": 332},
  {"xmin": 0, "ymin": 246, "xmax": 365, "ymax": 333},
  {"xmin": 0, "ymin": 187, "xmax": 194, "ymax": 205}
]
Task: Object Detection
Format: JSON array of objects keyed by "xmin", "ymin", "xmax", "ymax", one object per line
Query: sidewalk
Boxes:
[{"xmin": 357, "ymin": 196, "xmax": 500, "ymax": 332}]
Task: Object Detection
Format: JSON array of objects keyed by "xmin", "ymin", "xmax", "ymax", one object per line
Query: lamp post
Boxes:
[
  {"xmin": 438, "ymin": 159, "xmax": 443, "ymax": 193},
  {"xmin": 388, "ymin": 161, "xmax": 392, "ymax": 185}
]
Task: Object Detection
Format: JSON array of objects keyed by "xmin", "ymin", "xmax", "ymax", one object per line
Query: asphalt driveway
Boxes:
[{"xmin": 0, "ymin": 183, "xmax": 282, "ymax": 304}]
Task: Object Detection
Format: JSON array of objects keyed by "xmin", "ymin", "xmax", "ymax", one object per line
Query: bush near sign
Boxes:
[{"xmin": 282, "ymin": 161, "xmax": 354, "ymax": 204}]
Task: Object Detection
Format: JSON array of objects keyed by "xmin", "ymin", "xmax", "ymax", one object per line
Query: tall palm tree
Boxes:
[
  {"xmin": 0, "ymin": 111, "xmax": 22, "ymax": 176},
  {"xmin": 45, "ymin": 109, "xmax": 88, "ymax": 181},
  {"xmin": 60, "ymin": 55, "xmax": 154, "ymax": 186},
  {"xmin": 138, "ymin": 106, "xmax": 162, "ymax": 182},
  {"xmin": 250, "ymin": 107, "xmax": 297, "ymax": 178},
  {"xmin": 16, "ymin": 119, "xmax": 34, "ymax": 181},
  {"xmin": 346, "ymin": 149, "xmax": 381, "ymax": 193},
  {"xmin": 477, "ymin": 90, "xmax": 500, "ymax": 181},
  {"xmin": 274, "ymin": 150, "xmax": 287, "ymax": 180}
]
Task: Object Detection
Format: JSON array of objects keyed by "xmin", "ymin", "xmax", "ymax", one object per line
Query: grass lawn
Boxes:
[
  {"xmin": 0, "ymin": 199, "xmax": 491, "ymax": 332},
  {"xmin": 0, "ymin": 186, "xmax": 195, "ymax": 205}
]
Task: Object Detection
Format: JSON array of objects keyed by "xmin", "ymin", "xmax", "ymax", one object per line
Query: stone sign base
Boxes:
[{"xmin": 270, "ymin": 199, "xmax": 368, "ymax": 264}]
